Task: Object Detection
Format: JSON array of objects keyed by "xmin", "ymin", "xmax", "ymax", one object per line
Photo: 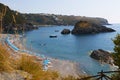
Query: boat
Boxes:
[{"xmin": 49, "ymin": 35, "xmax": 57, "ymax": 38}]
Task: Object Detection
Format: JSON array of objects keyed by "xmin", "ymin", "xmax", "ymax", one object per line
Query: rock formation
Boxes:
[
  {"xmin": 61, "ymin": 29, "xmax": 71, "ymax": 34},
  {"xmin": 90, "ymin": 49, "xmax": 113, "ymax": 64},
  {"xmin": 72, "ymin": 21, "xmax": 115, "ymax": 34}
]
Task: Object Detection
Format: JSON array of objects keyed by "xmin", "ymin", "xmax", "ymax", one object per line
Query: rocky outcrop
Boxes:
[
  {"xmin": 78, "ymin": 17, "xmax": 109, "ymax": 25},
  {"xmin": 3, "ymin": 23, "xmax": 38, "ymax": 33},
  {"xmin": 72, "ymin": 21, "xmax": 115, "ymax": 34},
  {"xmin": 61, "ymin": 29, "xmax": 71, "ymax": 34},
  {"xmin": 0, "ymin": 3, "xmax": 38, "ymax": 34},
  {"xmin": 90, "ymin": 49, "xmax": 113, "ymax": 64}
]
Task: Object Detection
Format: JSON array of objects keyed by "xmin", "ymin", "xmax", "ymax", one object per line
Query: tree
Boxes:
[
  {"xmin": 107, "ymin": 34, "xmax": 120, "ymax": 80},
  {"xmin": 112, "ymin": 34, "xmax": 120, "ymax": 69}
]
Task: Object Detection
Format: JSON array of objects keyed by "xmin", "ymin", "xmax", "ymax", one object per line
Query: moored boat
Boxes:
[{"xmin": 49, "ymin": 35, "xmax": 57, "ymax": 38}]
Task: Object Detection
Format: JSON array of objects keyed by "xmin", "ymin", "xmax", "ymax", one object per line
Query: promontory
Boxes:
[{"xmin": 72, "ymin": 20, "xmax": 115, "ymax": 34}]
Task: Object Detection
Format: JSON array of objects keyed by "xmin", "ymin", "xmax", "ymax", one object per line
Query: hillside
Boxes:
[
  {"xmin": 22, "ymin": 13, "xmax": 109, "ymax": 26},
  {"xmin": 0, "ymin": 2, "xmax": 109, "ymax": 33},
  {"xmin": 0, "ymin": 3, "xmax": 37, "ymax": 33},
  {"xmin": 0, "ymin": 3, "xmax": 25, "ymax": 25}
]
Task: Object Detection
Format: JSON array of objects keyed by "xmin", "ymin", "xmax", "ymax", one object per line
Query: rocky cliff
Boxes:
[
  {"xmin": 0, "ymin": 3, "xmax": 37, "ymax": 34},
  {"xmin": 72, "ymin": 21, "xmax": 115, "ymax": 34}
]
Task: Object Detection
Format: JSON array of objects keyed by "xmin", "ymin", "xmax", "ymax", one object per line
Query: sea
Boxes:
[{"xmin": 25, "ymin": 24, "xmax": 120, "ymax": 75}]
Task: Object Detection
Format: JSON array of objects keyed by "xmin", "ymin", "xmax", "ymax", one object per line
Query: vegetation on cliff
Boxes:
[
  {"xmin": 112, "ymin": 34, "xmax": 120, "ymax": 68},
  {"xmin": 0, "ymin": 3, "xmax": 37, "ymax": 33},
  {"xmin": 22, "ymin": 13, "xmax": 109, "ymax": 26},
  {"xmin": 0, "ymin": 3, "xmax": 25, "ymax": 25},
  {"xmin": 111, "ymin": 34, "xmax": 120, "ymax": 79}
]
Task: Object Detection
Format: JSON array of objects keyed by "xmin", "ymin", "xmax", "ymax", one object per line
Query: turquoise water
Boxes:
[{"xmin": 25, "ymin": 24, "xmax": 120, "ymax": 75}]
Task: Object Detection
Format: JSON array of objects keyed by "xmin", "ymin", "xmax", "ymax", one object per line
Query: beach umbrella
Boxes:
[{"xmin": 43, "ymin": 59, "xmax": 51, "ymax": 65}]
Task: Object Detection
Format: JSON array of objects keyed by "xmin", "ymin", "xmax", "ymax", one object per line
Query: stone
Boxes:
[
  {"xmin": 61, "ymin": 29, "xmax": 71, "ymax": 34},
  {"xmin": 90, "ymin": 49, "xmax": 113, "ymax": 64}
]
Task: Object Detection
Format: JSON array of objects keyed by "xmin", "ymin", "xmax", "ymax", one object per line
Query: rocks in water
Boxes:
[
  {"xmin": 90, "ymin": 49, "xmax": 113, "ymax": 64},
  {"xmin": 72, "ymin": 21, "xmax": 115, "ymax": 34},
  {"xmin": 61, "ymin": 29, "xmax": 71, "ymax": 34}
]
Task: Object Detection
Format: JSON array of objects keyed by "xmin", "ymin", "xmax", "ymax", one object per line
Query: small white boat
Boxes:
[{"xmin": 49, "ymin": 35, "xmax": 57, "ymax": 38}]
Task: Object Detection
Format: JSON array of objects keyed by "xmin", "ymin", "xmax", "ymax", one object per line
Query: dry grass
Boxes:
[
  {"xmin": 0, "ymin": 43, "xmax": 13, "ymax": 72},
  {"xmin": 0, "ymin": 43, "xmax": 59, "ymax": 80},
  {"xmin": 16, "ymin": 54, "xmax": 59, "ymax": 80},
  {"xmin": 78, "ymin": 21, "xmax": 90, "ymax": 28}
]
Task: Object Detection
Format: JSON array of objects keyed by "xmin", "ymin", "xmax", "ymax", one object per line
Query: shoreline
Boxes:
[
  {"xmin": 2, "ymin": 34, "xmax": 87, "ymax": 78},
  {"xmin": 48, "ymin": 58, "xmax": 86, "ymax": 78}
]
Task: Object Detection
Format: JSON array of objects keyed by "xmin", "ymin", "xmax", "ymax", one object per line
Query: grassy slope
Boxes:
[{"xmin": 0, "ymin": 43, "xmax": 83, "ymax": 80}]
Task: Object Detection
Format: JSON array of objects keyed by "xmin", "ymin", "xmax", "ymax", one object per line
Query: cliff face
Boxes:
[
  {"xmin": 72, "ymin": 21, "xmax": 115, "ymax": 34},
  {"xmin": 0, "ymin": 3, "xmax": 37, "ymax": 33},
  {"xmin": 0, "ymin": 3, "xmax": 25, "ymax": 25}
]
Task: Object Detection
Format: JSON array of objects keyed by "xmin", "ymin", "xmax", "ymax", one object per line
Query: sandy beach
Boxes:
[
  {"xmin": 1, "ymin": 34, "xmax": 86, "ymax": 78},
  {"xmin": 49, "ymin": 58, "xmax": 85, "ymax": 78}
]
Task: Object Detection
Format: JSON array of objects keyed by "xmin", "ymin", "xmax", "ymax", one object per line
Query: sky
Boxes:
[{"xmin": 0, "ymin": 0, "xmax": 120, "ymax": 23}]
